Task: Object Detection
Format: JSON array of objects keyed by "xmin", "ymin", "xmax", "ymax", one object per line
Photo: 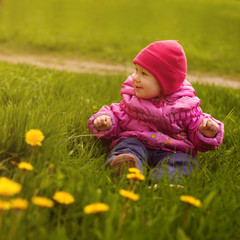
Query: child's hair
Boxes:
[{"xmin": 133, "ymin": 40, "xmax": 187, "ymax": 96}]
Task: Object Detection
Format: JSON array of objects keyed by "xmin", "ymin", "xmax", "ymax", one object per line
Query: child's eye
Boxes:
[
  {"xmin": 135, "ymin": 68, "xmax": 138, "ymax": 73},
  {"xmin": 142, "ymin": 72, "xmax": 148, "ymax": 76}
]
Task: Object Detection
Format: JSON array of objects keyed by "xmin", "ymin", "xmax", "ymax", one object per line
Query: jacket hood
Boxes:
[{"xmin": 120, "ymin": 75, "xmax": 200, "ymax": 117}]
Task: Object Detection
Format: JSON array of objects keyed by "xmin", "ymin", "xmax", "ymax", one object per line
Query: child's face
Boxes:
[{"xmin": 132, "ymin": 64, "xmax": 161, "ymax": 99}]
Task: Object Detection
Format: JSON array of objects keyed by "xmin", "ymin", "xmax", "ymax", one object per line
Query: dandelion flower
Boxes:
[
  {"xmin": 0, "ymin": 177, "xmax": 21, "ymax": 197},
  {"xmin": 48, "ymin": 163, "xmax": 55, "ymax": 169},
  {"xmin": 180, "ymin": 195, "xmax": 202, "ymax": 208},
  {"xmin": 126, "ymin": 172, "xmax": 145, "ymax": 181},
  {"xmin": 18, "ymin": 162, "xmax": 33, "ymax": 171},
  {"xmin": 128, "ymin": 168, "xmax": 141, "ymax": 174},
  {"xmin": 119, "ymin": 189, "xmax": 139, "ymax": 201},
  {"xmin": 84, "ymin": 202, "xmax": 110, "ymax": 214},
  {"xmin": 0, "ymin": 200, "xmax": 11, "ymax": 210},
  {"xmin": 53, "ymin": 191, "xmax": 75, "ymax": 205},
  {"xmin": 25, "ymin": 129, "xmax": 44, "ymax": 146},
  {"xmin": 10, "ymin": 198, "xmax": 29, "ymax": 210},
  {"xmin": 32, "ymin": 196, "xmax": 54, "ymax": 208}
]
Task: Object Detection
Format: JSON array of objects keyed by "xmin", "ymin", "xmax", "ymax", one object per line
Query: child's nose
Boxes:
[{"xmin": 133, "ymin": 73, "xmax": 140, "ymax": 82}]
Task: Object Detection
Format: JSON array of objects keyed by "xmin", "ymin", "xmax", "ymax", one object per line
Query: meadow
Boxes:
[
  {"xmin": 0, "ymin": 61, "xmax": 240, "ymax": 240},
  {"xmin": 0, "ymin": 0, "xmax": 240, "ymax": 79},
  {"xmin": 0, "ymin": 0, "xmax": 240, "ymax": 239}
]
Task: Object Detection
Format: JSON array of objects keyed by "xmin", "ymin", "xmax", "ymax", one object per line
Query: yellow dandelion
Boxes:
[
  {"xmin": 126, "ymin": 173, "xmax": 145, "ymax": 181},
  {"xmin": 84, "ymin": 202, "xmax": 110, "ymax": 214},
  {"xmin": 0, "ymin": 200, "xmax": 11, "ymax": 210},
  {"xmin": 119, "ymin": 189, "xmax": 139, "ymax": 201},
  {"xmin": 180, "ymin": 195, "xmax": 202, "ymax": 208},
  {"xmin": 128, "ymin": 168, "xmax": 141, "ymax": 174},
  {"xmin": 0, "ymin": 177, "xmax": 21, "ymax": 197},
  {"xmin": 32, "ymin": 196, "xmax": 54, "ymax": 208},
  {"xmin": 53, "ymin": 191, "xmax": 75, "ymax": 205},
  {"xmin": 48, "ymin": 163, "xmax": 55, "ymax": 169},
  {"xmin": 10, "ymin": 198, "xmax": 29, "ymax": 210},
  {"xmin": 18, "ymin": 162, "xmax": 33, "ymax": 171},
  {"xmin": 25, "ymin": 129, "xmax": 44, "ymax": 147}
]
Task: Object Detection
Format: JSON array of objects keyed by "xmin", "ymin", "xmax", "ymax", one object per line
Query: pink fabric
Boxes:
[
  {"xmin": 88, "ymin": 75, "xmax": 224, "ymax": 156},
  {"xmin": 133, "ymin": 40, "xmax": 187, "ymax": 96}
]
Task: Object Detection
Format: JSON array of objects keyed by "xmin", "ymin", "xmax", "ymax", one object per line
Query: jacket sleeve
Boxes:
[
  {"xmin": 88, "ymin": 104, "xmax": 121, "ymax": 140},
  {"xmin": 184, "ymin": 111, "xmax": 224, "ymax": 152}
]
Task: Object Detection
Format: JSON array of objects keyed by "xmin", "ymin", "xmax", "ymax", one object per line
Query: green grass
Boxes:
[
  {"xmin": 0, "ymin": 0, "xmax": 240, "ymax": 79},
  {"xmin": 0, "ymin": 62, "xmax": 240, "ymax": 239}
]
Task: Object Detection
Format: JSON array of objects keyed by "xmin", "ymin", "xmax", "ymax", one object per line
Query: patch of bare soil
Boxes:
[{"xmin": 0, "ymin": 52, "xmax": 239, "ymax": 89}]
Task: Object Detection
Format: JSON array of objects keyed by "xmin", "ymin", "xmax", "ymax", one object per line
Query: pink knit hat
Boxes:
[{"xmin": 133, "ymin": 40, "xmax": 187, "ymax": 96}]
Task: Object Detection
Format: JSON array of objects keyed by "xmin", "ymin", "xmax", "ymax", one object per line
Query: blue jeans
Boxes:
[{"xmin": 106, "ymin": 138, "xmax": 199, "ymax": 181}]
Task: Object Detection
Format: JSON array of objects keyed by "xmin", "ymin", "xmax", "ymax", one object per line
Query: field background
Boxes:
[
  {"xmin": 0, "ymin": 0, "xmax": 240, "ymax": 239},
  {"xmin": 0, "ymin": 0, "xmax": 240, "ymax": 79}
]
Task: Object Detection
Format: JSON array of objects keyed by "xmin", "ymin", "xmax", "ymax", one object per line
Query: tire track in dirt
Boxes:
[{"xmin": 0, "ymin": 52, "xmax": 239, "ymax": 89}]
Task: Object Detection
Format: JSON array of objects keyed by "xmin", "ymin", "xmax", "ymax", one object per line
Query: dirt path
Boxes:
[{"xmin": 0, "ymin": 52, "xmax": 239, "ymax": 89}]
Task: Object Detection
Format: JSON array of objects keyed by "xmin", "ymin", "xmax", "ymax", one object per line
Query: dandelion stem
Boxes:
[
  {"xmin": 32, "ymin": 182, "xmax": 42, "ymax": 197},
  {"xmin": 182, "ymin": 204, "xmax": 191, "ymax": 228},
  {"xmin": 93, "ymin": 214, "xmax": 103, "ymax": 239},
  {"xmin": 128, "ymin": 181, "xmax": 137, "ymax": 192},
  {"xmin": 117, "ymin": 199, "xmax": 130, "ymax": 237},
  {"xmin": 8, "ymin": 211, "xmax": 22, "ymax": 240},
  {"xmin": 0, "ymin": 211, "xmax": 3, "ymax": 233},
  {"xmin": 20, "ymin": 173, "xmax": 26, "ymax": 185},
  {"xmin": 57, "ymin": 206, "xmax": 62, "ymax": 230},
  {"xmin": 94, "ymin": 213, "xmax": 99, "ymax": 231},
  {"xmin": 29, "ymin": 146, "xmax": 36, "ymax": 163}
]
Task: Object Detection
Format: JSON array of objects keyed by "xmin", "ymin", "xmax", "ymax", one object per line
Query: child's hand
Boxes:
[
  {"xmin": 93, "ymin": 115, "xmax": 112, "ymax": 131},
  {"xmin": 198, "ymin": 118, "xmax": 219, "ymax": 138}
]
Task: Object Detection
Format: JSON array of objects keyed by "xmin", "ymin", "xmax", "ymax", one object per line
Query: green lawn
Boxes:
[
  {"xmin": 0, "ymin": 62, "xmax": 240, "ymax": 239},
  {"xmin": 0, "ymin": 0, "xmax": 240, "ymax": 79}
]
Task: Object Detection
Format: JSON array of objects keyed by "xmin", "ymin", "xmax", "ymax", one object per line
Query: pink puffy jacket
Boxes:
[{"xmin": 88, "ymin": 75, "xmax": 224, "ymax": 156}]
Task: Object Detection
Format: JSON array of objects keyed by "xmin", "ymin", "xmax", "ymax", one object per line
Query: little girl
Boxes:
[{"xmin": 88, "ymin": 40, "xmax": 224, "ymax": 180}]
